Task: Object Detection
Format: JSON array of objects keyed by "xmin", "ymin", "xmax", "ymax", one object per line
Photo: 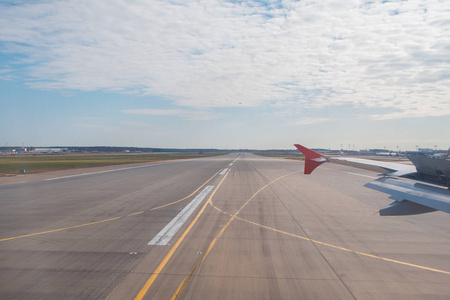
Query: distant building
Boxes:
[
  {"xmin": 34, "ymin": 148, "xmax": 69, "ymax": 153},
  {"xmin": 419, "ymin": 148, "xmax": 434, "ymax": 153}
]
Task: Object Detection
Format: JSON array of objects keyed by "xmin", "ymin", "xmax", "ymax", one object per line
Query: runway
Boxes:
[{"xmin": 1, "ymin": 153, "xmax": 450, "ymax": 299}]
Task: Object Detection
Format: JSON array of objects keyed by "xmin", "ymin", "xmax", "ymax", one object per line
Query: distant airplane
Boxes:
[
  {"xmin": 431, "ymin": 148, "xmax": 450, "ymax": 159},
  {"xmin": 294, "ymin": 144, "xmax": 450, "ymax": 216}
]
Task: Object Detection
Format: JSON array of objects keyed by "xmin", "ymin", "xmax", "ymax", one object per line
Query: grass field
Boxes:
[{"xmin": 0, "ymin": 152, "xmax": 226, "ymax": 176}]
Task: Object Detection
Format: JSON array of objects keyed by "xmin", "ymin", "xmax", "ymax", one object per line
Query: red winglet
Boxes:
[{"xmin": 294, "ymin": 144, "xmax": 328, "ymax": 174}]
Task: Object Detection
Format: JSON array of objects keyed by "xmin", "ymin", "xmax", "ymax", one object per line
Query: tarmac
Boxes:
[{"xmin": 1, "ymin": 153, "xmax": 449, "ymax": 299}]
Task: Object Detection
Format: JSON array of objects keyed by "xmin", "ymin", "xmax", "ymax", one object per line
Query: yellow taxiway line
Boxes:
[
  {"xmin": 232, "ymin": 215, "xmax": 450, "ymax": 275},
  {"xmin": 134, "ymin": 169, "xmax": 231, "ymax": 300},
  {"xmin": 0, "ymin": 217, "xmax": 121, "ymax": 242},
  {"xmin": 207, "ymin": 179, "xmax": 450, "ymax": 276},
  {"xmin": 170, "ymin": 170, "xmax": 299, "ymax": 299},
  {"xmin": 0, "ymin": 169, "xmax": 222, "ymax": 243},
  {"xmin": 171, "ymin": 168, "xmax": 450, "ymax": 299}
]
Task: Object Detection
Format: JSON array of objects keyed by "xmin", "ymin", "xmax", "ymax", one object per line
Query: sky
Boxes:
[{"xmin": 1, "ymin": 0, "xmax": 449, "ymax": 150}]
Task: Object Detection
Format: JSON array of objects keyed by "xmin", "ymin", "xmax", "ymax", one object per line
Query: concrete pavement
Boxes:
[{"xmin": 1, "ymin": 153, "xmax": 450, "ymax": 299}]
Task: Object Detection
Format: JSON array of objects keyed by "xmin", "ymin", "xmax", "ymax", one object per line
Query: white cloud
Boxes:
[
  {"xmin": 0, "ymin": 68, "xmax": 15, "ymax": 80},
  {"xmin": 292, "ymin": 117, "xmax": 333, "ymax": 125},
  {"xmin": 1, "ymin": 0, "xmax": 450, "ymax": 119},
  {"xmin": 122, "ymin": 108, "xmax": 221, "ymax": 121}
]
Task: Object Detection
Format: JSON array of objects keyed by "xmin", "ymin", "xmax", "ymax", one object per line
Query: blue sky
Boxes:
[{"xmin": 1, "ymin": 0, "xmax": 449, "ymax": 150}]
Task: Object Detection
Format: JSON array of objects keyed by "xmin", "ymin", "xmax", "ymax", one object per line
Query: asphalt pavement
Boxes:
[{"xmin": 1, "ymin": 153, "xmax": 450, "ymax": 299}]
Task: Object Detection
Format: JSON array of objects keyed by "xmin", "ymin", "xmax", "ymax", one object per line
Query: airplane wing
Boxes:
[{"xmin": 294, "ymin": 144, "xmax": 450, "ymax": 216}]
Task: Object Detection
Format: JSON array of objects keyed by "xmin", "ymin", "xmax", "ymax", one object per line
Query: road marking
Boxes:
[
  {"xmin": 1, "ymin": 170, "xmax": 223, "ymax": 243},
  {"xmin": 219, "ymin": 168, "xmax": 228, "ymax": 175},
  {"xmin": 230, "ymin": 215, "xmax": 450, "ymax": 275},
  {"xmin": 134, "ymin": 170, "xmax": 230, "ymax": 300},
  {"xmin": 149, "ymin": 169, "xmax": 222, "ymax": 211},
  {"xmin": 0, "ymin": 217, "xmax": 121, "ymax": 242},
  {"xmin": 209, "ymin": 196, "xmax": 450, "ymax": 276},
  {"xmin": 345, "ymin": 172, "xmax": 377, "ymax": 179},
  {"xmin": 45, "ymin": 161, "xmax": 181, "ymax": 181},
  {"xmin": 148, "ymin": 185, "xmax": 214, "ymax": 245},
  {"xmin": 127, "ymin": 211, "xmax": 144, "ymax": 217},
  {"xmin": 171, "ymin": 170, "xmax": 299, "ymax": 299},
  {"xmin": 229, "ymin": 163, "xmax": 233, "ymax": 166}
]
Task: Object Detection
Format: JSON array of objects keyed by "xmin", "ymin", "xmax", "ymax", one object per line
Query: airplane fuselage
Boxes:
[{"xmin": 407, "ymin": 154, "xmax": 450, "ymax": 187}]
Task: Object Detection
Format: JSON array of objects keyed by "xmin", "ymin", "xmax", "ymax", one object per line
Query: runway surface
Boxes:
[{"xmin": 1, "ymin": 153, "xmax": 450, "ymax": 299}]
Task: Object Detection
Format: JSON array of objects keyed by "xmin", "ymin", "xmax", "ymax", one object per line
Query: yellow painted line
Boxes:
[
  {"xmin": 134, "ymin": 169, "xmax": 231, "ymax": 300},
  {"xmin": 210, "ymin": 199, "xmax": 450, "ymax": 276},
  {"xmin": 0, "ymin": 217, "xmax": 121, "ymax": 242},
  {"xmin": 150, "ymin": 169, "xmax": 222, "ymax": 211},
  {"xmin": 127, "ymin": 211, "xmax": 144, "ymax": 217},
  {"xmin": 233, "ymin": 216, "xmax": 450, "ymax": 275},
  {"xmin": 170, "ymin": 170, "xmax": 299, "ymax": 300},
  {"xmin": 1, "ymin": 169, "xmax": 222, "ymax": 243}
]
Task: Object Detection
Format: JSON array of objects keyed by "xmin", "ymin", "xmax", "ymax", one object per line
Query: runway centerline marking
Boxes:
[
  {"xmin": 0, "ymin": 169, "xmax": 223, "ymax": 243},
  {"xmin": 134, "ymin": 169, "xmax": 231, "ymax": 300},
  {"xmin": 149, "ymin": 169, "xmax": 222, "ymax": 211},
  {"xmin": 219, "ymin": 168, "xmax": 228, "ymax": 175},
  {"xmin": 148, "ymin": 186, "xmax": 214, "ymax": 245}
]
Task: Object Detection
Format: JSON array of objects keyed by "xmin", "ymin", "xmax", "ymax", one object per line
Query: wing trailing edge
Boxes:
[
  {"xmin": 294, "ymin": 144, "xmax": 450, "ymax": 215},
  {"xmin": 365, "ymin": 177, "xmax": 450, "ymax": 215}
]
